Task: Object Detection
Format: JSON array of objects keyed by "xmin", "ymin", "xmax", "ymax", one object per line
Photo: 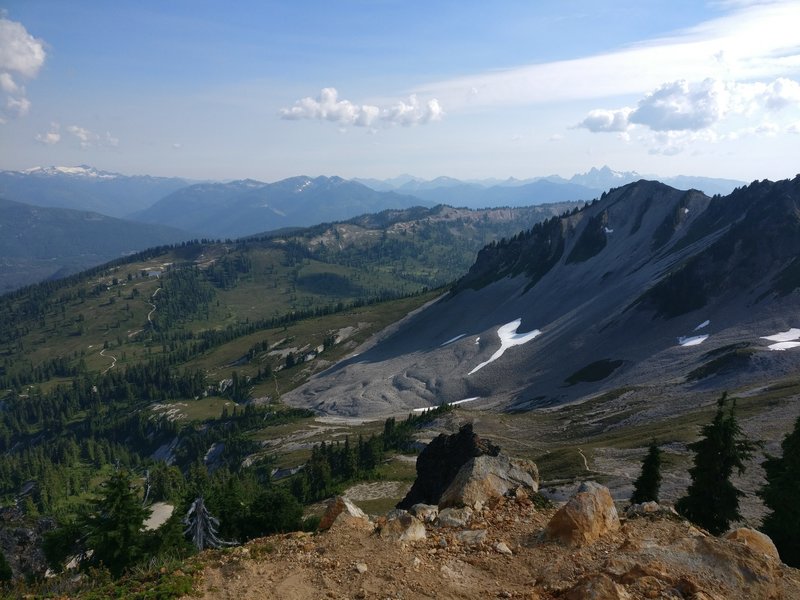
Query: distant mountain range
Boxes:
[
  {"xmin": 284, "ymin": 175, "xmax": 800, "ymax": 417},
  {"xmin": 0, "ymin": 197, "xmax": 190, "ymax": 292},
  {"xmin": 132, "ymin": 176, "xmax": 432, "ymax": 239},
  {"xmin": 0, "ymin": 165, "xmax": 191, "ymax": 218},
  {"xmin": 355, "ymin": 166, "xmax": 745, "ymax": 207},
  {"xmin": 0, "ymin": 164, "xmax": 748, "ymax": 291}
]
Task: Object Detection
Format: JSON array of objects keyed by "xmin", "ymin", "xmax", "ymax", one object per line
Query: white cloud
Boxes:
[
  {"xmin": 0, "ymin": 72, "xmax": 19, "ymax": 94},
  {"xmin": 0, "ymin": 17, "xmax": 46, "ymax": 78},
  {"xmin": 762, "ymin": 77, "xmax": 800, "ymax": 110},
  {"xmin": 412, "ymin": 1, "xmax": 800, "ymax": 110},
  {"xmin": 66, "ymin": 124, "xmax": 119, "ymax": 148},
  {"xmin": 280, "ymin": 87, "xmax": 380, "ymax": 126},
  {"xmin": 35, "ymin": 122, "xmax": 60, "ymax": 145},
  {"xmin": 580, "ymin": 76, "xmax": 800, "ymax": 141},
  {"xmin": 577, "ymin": 108, "xmax": 632, "ymax": 132},
  {"xmin": 787, "ymin": 122, "xmax": 800, "ymax": 134},
  {"xmin": 382, "ymin": 95, "xmax": 443, "ymax": 126},
  {"xmin": 280, "ymin": 87, "xmax": 443, "ymax": 128},
  {"xmin": 0, "ymin": 17, "xmax": 46, "ymax": 123},
  {"xmin": 629, "ymin": 79, "xmax": 731, "ymax": 132},
  {"xmin": 6, "ymin": 94, "xmax": 29, "ymax": 116}
]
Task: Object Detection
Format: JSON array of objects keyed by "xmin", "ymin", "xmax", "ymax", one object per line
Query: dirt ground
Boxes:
[{"xmin": 184, "ymin": 495, "xmax": 800, "ymax": 600}]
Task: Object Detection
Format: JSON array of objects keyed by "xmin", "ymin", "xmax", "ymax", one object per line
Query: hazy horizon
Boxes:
[{"xmin": 1, "ymin": 1, "xmax": 799, "ymax": 183}]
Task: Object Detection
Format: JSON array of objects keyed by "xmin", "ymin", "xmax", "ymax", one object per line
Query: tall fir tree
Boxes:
[
  {"xmin": 759, "ymin": 416, "xmax": 800, "ymax": 566},
  {"xmin": 630, "ymin": 441, "xmax": 662, "ymax": 504},
  {"xmin": 82, "ymin": 469, "xmax": 150, "ymax": 576},
  {"xmin": 676, "ymin": 393, "xmax": 757, "ymax": 535}
]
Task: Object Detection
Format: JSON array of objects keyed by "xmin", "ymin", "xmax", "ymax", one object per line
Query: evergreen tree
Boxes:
[
  {"xmin": 630, "ymin": 441, "xmax": 662, "ymax": 504},
  {"xmin": 82, "ymin": 469, "xmax": 150, "ymax": 576},
  {"xmin": 247, "ymin": 487, "xmax": 303, "ymax": 539},
  {"xmin": 0, "ymin": 549, "xmax": 12, "ymax": 582},
  {"xmin": 676, "ymin": 393, "xmax": 756, "ymax": 535},
  {"xmin": 759, "ymin": 416, "xmax": 800, "ymax": 566}
]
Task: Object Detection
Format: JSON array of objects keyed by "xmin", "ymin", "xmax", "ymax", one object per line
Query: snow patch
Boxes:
[
  {"xmin": 604, "ymin": 226, "xmax": 614, "ymax": 234},
  {"xmin": 468, "ymin": 319, "xmax": 542, "ymax": 375},
  {"xmin": 413, "ymin": 397, "xmax": 479, "ymax": 413},
  {"xmin": 475, "ymin": 337, "xmax": 480, "ymax": 345},
  {"xmin": 767, "ymin": 341, "xmax": 800, "ymax": 351},
  {"xmin": 440, "ymin": 334, "xmax": 466, "ymax": 347},
  {"xmin": 761, "ymin": 328, "xmax": 800, "ymax": 342},
  {"xmin": 694, "ymin": 320, "xmax": 710, "ymax": 331},
  {"xmin": 678, "ymin": 335, "xmax": 709, "ymax": 347}
]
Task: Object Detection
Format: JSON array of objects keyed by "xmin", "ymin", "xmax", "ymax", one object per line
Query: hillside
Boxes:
[
  {"xmin": 0, "ymin": 197, "xmax": 191, "ymax": 292},
  {"xmin": 0, "ymin": 201, "xmax": 578, "ymax": 521}
]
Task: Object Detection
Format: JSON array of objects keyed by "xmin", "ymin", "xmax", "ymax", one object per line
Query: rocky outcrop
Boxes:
[
  {"xmin": 318, "ymin": 496, "xmax": 371, "ymax": 531},
  {"xmin": 724, "ymin": 528, "xmax": 781, "ymax": 562},
  {"xmin": 543, "ymin": 481, "xmax": 619, "ymax": 547},
  {"xmin": 397, "ymin": 424, "xmax": 500, "ymax": 510},
  {"xmin": 377, "ymin": 510, "xmax": 426, "ymax": 543},
  {"xmin": 438, "ymin": 455, "xmax": 539, "ymax": 509},
  {"xmin": 189, "ymin": 479, "xmax": 800, "ymax": 600}
]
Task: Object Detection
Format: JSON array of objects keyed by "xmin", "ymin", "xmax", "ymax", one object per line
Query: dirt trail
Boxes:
[
  {"xmin": 100, "ymin": 347, "xmax": 117, "ymax": 374},
  {"xmin": 147, "ymin": 286, "xmax": 162, "ymax": 323}
]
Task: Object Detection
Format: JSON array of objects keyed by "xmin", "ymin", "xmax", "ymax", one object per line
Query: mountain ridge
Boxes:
[{"xmin": 283, "ymin": 176, "xmax": 800, "ymax": 417}]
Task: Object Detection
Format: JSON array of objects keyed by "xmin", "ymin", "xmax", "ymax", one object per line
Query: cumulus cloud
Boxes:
[
  {"xmin": 280, "ymin": 87, "xmax": 443, "ymax": 128},
  {"xmin": 35, "ymin": 122, "xmax": 60, "ymax": 145},
  {"xmin": 580, "ymin": 76, "xmax": 800, "ymax": 136},
  {"xmin": 787, "ymin": 121, "xmax": 800, "ymax": 134},
  {"xmin": 0, "ymin": 16, "xmax": 46, "ymax": 123},
  {"xmin": 577, "ymin": 108, "xmax": 633, "ymax": 132},
  {"xmin": 629, "ymin": 79, "xmax": 731, "ymax": 131},
  {"xmin": 762, "ymin": 77, "xmax": 800, "ymax": 110}
]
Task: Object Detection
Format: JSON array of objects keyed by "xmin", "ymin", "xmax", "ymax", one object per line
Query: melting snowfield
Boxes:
[
  {"xmin": 678, "ymin": 334, "xmax": 709, "ymax": 347},
  {"xmin": 469, "ymin": 319, "xmax": 542, "ymax": 375},
  {"xmin": 762, "ymin": 328, "xmax": 800, "ymax": 351},
  {"xmin": 413, "ymin": 397, "xmax": 479, "ymax": 413}
]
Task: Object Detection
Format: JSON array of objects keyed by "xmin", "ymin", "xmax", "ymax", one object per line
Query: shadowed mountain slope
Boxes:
[
  {"xmin": 284, "ymin": 176, "xmax": 800, "ymax": 417},
  {"xmin": 0, "ymin": 197, "xmax": 191, "ymax": 292}
]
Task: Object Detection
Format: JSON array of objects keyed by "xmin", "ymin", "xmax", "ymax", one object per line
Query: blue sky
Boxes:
[{"xmin": 1, "ymin": 1, "xmax": 799, "ymax": 182}]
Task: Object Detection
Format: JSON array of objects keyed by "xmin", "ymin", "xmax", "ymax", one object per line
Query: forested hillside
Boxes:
[{"xmin": 0, "ymin": 200, "xmax": 582, "ymax": 586}]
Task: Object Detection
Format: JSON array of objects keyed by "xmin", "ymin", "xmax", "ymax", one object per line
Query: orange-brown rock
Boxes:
[
  {"xmin": 544, "ymin": 481, "xmax": 619, "ymax": 547},
  {"xmin": 724, "ymin": 528, "xmax": 781, "ymax": 562},
  {"xmin": 565, "ymin": 573, "xmax": 631, "ymax": 600},
  {"xmin": 318, "ymin": 496, "xmax": 372, "ymax": 531}
]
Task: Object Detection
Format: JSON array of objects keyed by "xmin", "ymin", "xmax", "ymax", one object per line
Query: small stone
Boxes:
[
  {"xmin": 355, "ymin": 562, "xmax": 368, "ymax": 574},
  {"xmin": 439, "ymin": 536, "xmax": 448, "ymax": 548},
  {"xmin": 438, "ymin": 507, "xmax": 473, "ymax": 527},
  {"xmin": 495, "ymin": 541, "xmax": 513, "ymax": 555},
  {"xmin": 456, "ymin": 529, "xmax": 488, "ymax": 546}
]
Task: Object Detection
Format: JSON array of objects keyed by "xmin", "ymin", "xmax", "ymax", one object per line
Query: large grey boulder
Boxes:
[{"xmin": 438, "ymin": 454, "xmax": 539, "ymax": 509}]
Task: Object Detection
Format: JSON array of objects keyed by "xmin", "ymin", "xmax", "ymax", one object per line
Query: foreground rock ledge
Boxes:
[{"xmin": 185, "ymin": 482, "xmax": 800, "ymax": 600}]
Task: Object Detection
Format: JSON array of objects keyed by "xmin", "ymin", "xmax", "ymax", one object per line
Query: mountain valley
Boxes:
[{"xmin": 1, "ymin": 174, "xmax": 799, "ymax": 595}]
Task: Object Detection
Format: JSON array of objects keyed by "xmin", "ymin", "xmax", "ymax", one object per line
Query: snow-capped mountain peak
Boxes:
[{"xmin": 20, "ymin": 165, "xmax": 121, "ymax": 179}]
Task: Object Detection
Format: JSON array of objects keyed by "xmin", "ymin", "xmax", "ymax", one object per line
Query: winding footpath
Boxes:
[
  {"xmin": 147, "ymin": 286, "xmax": 162, "ymax": 323},
  {"xmin": 100, "ymin": 347, "xmax": 117, "ymax": 374}
]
